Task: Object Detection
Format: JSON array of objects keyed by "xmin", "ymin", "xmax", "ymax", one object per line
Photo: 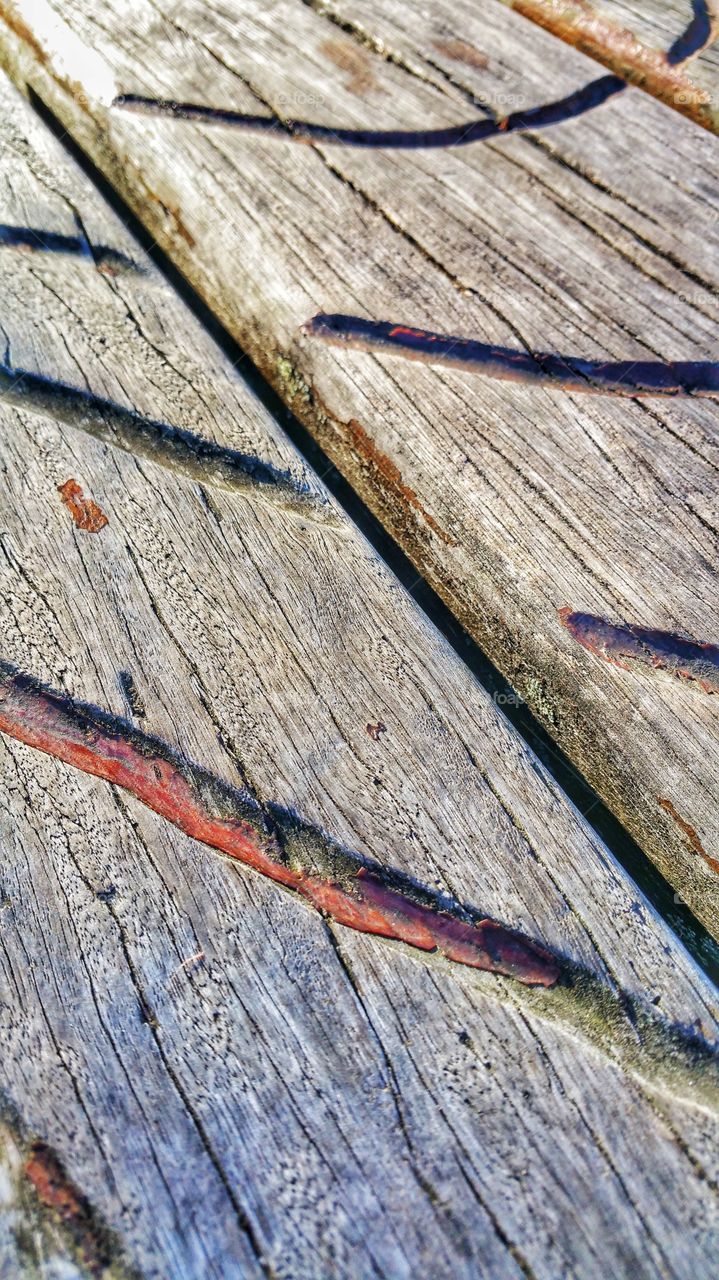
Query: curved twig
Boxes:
[{"xmin": 113, "ymin": 74, "xmax": 626, "ymax": 147}]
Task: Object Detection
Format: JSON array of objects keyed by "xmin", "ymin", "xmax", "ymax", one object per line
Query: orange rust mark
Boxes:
[
  {"xmin": 0, "ymin": 2, "xmax": 48, "ymax": 66},
  {"xmin": 658, "ymin": 797, "xmax": 719, "ymax": 876},
  {"xmin": 389, "ymin": 325, "xmax": 433, "ymax": 341},
  {"xmin": 164, "ymin": 201, "xmax": 195, "ymax": 247},
  {"xmin": 321, "ymin": 37, "xmax": 377, "ymax": 95},
  {"xmin": 432, "ymin": 38, "xmax": 490, "ymax": 70},
  {"xmin": 0, "ymin": 3, "xmax": 92, "ymax": 114},
  {"xmin": 344, "ymin": 419, "xmax": 456, "ymax": 546},
  {"xmin": 26, "ymin": 1142, "xmax": 85, "ymax": 1221},
  {"xmin": 25, "ymin": 1141, "xmax": 110, "ymax": 1277},
  {"xmin": 508, "ymin": 0, "xmax": 718, "ymax": 132},
  {"xmin": 366, "ymin": 721, "xmax": 386, "ymax": 741},
  {"xmin": 145, "ymin": 188, "xmax": 196, "ymax": 247},
  {"xmin": 57, "ymin": 479, "xmax": 108, "ymax": 532}
]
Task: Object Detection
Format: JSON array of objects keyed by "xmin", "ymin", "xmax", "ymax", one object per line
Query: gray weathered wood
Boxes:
[
  {"xmin": 2, "ymin": 0, "xmax": 716, "ymax": 933},
  {"xmin": 0, "ymin": 51, "xmax": 718, "ymax": 1280}
]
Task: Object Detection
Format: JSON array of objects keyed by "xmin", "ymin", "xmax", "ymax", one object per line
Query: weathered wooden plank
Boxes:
[
  {"xmin": 1, "ymin": 59, "xmax": 719, "ymax": 1280},
  {"xmin": 1, "ymin": 0, "xmax": 716, "ymax": 935}
]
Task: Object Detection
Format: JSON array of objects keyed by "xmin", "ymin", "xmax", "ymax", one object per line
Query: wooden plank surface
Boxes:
[
  {"xmin": 1, "ymin": 65, "xmax": 719, "ymax": 1280},
  {"xmin": 1, "ymin": 0, "xmax": 717, "ymax": 934}
]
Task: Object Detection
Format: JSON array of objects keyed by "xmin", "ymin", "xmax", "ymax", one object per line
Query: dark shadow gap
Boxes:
[{"xmin": 27, "ymin": 86, "xmax": 719, "ymax": 984}]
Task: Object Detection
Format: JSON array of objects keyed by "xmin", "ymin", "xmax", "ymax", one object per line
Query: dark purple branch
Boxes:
[
  {"xmin": 112, "ymin": 74, "xmax": 625, "ymax": 148},
  {"xmin": 302, "ymin": 315, "xmax": 719, "ymax": 397}
]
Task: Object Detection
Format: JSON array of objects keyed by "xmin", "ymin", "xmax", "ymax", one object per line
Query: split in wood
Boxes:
[
  {"xmin": 559, "ymin": 608, "xmax": 719, "ymax": 695},
  {"xmin": 0, "ymin": 363, "xmax": 338, "ymax": 523},
  {"xmin": 2, "ymin": 658, "xmax": 719, "ymax": 1113},
  {"xmin": 112, "ymin": 73, "xmax": 625, "ymax": 147},
  {"xmin": 302, "ymin": 315, "xmax": 719, "ymax": 397}
]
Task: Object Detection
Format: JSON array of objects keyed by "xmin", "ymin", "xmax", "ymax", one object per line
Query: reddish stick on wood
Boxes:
[
  {"xmin": 303, "ymin": 315, "xmax": 719, "ymax": 397},
  {"xmin": 559, "ymin": 608, "xmax": 719, "ymax": 694},
  {"xmin": 0, "ymin": 661, "xmax": 560, "ymax": 987}
]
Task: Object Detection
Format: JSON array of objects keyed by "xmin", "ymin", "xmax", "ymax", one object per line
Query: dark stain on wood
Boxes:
[
  {"xmin": 321, "ymin": 37, "xmax": 377, "ymax": 95},
  {"xmin": 366, "ymin": 721, "xmax": 386, "ymax": 741},
  {"xmin": 0, "ymin": 659, "xmax": 560, "ymax": 987},
  {"xmin": 432, "ymin": 38, "xmax": 490, "ymax": 70},
  {"xmin": 658, "ymin": 798, "xmax": 719, "ymax": 876},
  {"xmin": 57, "ymin": 479, "xmax": 109, "ymax": 533},
  {"xmin": 559, "ymin": 608, "xmax": 719, "ymax": 694}
]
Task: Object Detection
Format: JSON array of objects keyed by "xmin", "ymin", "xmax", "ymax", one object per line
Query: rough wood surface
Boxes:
[
  {"xmin": 2, "ymin": 0, "xmax": 716, "ymax": 934},
  {"xmin": 1, "ymin": 66, "xmax": 719, "ymax": 1280}
]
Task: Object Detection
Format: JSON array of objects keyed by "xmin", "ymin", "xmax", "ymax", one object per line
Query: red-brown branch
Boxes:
[{"xmin": 0, "ymin": 661, "xmax": 559, "ymax": 987}]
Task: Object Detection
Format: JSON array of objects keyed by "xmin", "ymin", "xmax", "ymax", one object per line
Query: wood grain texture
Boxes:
[
  {"xmin": 0, "ymin": 52, "xmax": 719, "ymax": 1280},
  {"xmin": 1, "ymin": 0, "xmax": 716, "ymax": 934}
]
